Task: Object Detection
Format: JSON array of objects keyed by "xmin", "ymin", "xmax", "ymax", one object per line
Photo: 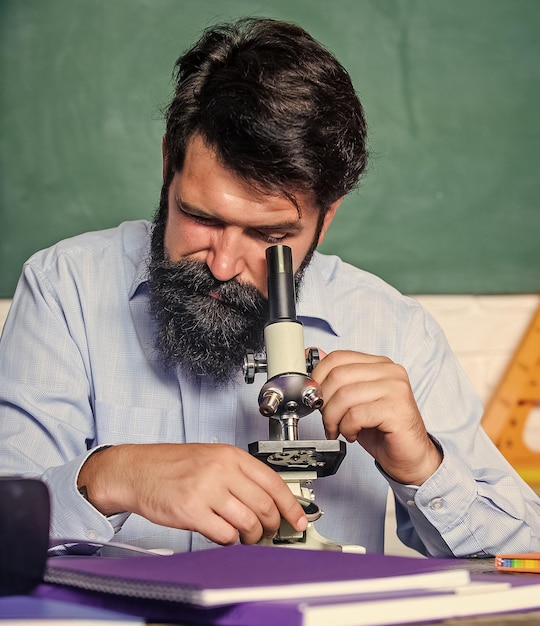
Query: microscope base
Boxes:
[
  {"xmin": 258, "ymin": 523, "xmax": 366, "ymax": 553},
  {"xmin": 258, "ymin": 471, "xmax": 366, "ymax": 554}
]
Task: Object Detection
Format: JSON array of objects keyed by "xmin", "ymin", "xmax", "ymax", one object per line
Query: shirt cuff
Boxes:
[
  {"xmin": 43, "ymin": 445, "xmax": 131, "ymax": 542},
  {"xmin": 76, "ymin": 445, "xmax": 131, "ymax": 533},
  {"xmin": 380, "ymin": 436, "xmax": 487, "ymax": 557}
]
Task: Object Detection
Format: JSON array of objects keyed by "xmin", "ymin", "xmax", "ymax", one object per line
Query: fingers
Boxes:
[
  {"xmin": 311, "ymin": 351, "xmax": 407, "ymax": 439},
  {"xmin": 211, "ymin": 474, "xmax": 283, "ymax": 545},
  {"xmin": 311, "ymin": 349, "xmax": 392, "ymax": 385},
  {"xmin": 229, "ymin": 453, "xmax": 307, "ymax": 544},
  {"xmin": 197, "ymin": 483, "xmax": 304, "ymax": 547},
  {"xmin": 202, "ymin": 465, "xmax": 307, "ymax": 545}
]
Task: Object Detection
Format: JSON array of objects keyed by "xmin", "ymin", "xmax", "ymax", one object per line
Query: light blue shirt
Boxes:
[{"xmin": 1, "ymin": 220, "xmax": 539, "ymax": 556}]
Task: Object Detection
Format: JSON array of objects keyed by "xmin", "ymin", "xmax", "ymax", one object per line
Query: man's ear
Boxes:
[
  {"xmin": 161, "ymin": 135, "xmax": 168, "ymax": 181},
  {"xmin": 317, "ymin": 197, "xmax": 343, "ymax": 245}
]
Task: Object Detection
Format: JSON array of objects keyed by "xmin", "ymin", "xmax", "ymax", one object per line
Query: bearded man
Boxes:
[{"xmin": 1, "ymin": 17, "xmax": 539, "ymax": 557}]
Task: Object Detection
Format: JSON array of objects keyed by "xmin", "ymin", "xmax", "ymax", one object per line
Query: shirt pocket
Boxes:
[{"xmin": 93, "ymin": 401, "xmax": 185, "ymax": 445}]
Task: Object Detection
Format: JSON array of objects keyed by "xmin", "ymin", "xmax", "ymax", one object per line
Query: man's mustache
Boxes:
[{"xmin": 152, "ymin": 258, "xmax": 267, "ymax": 312}]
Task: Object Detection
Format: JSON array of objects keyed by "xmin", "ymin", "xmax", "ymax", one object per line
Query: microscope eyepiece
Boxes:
[{"xmin": 266, "ymin": 245, "xmax": 296, "ymax": 323}]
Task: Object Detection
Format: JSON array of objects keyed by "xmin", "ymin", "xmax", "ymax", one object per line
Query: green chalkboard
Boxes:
[{"xmin": 1, "ymin": 0, "xmax": 539, "ymax": 297}]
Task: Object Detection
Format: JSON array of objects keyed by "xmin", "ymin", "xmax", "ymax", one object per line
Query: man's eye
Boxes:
[
  {"xmin": 257, "ymin": 232, "xmax": 288, "ymax": 244},
  {"xmin": 185, "ymin": 212, "xmax": 218, "ymax": 226}
]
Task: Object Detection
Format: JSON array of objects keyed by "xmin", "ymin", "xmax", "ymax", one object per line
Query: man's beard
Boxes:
[
  {"xmin": 147, "ymin": 187, "xmax": 319, "ymax": 385},
  {"xmin": 148, "ymin": 254, "xmax": 268, "ymax": 385}
]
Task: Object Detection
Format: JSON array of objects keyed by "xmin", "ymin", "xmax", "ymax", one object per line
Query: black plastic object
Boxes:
[
  {"xmin": 248, "ymin": 439, "xmax": 346, "ymax": 477},
  {"xmin": 0, "ymin": 477, "xmax": 50, "ymax": 596},
  {"xmin": 266, "ymin": 245, "xmax": 296, "ymax": 323}
]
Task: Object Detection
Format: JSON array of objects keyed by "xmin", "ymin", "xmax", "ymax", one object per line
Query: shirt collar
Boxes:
[
  {"xmin": 127, "ymin": 223, "xmax": 152, "ymax": 299},
  {"xmin": 297, "ymin": 252, "xmax": 342, "ymax": 337}
]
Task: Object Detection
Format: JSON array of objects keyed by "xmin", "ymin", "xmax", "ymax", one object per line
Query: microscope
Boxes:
[{"xmin": 244, "ymin": 245, "xmax": 365, "ymax": 553}]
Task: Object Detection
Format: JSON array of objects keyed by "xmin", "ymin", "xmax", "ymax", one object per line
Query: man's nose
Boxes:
[{"xmin": 206, "ymin": 227, "xmax": 246, "ymax": 282}]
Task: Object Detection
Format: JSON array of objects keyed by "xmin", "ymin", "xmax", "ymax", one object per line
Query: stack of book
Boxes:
[{"xmin": 30, "ymin": 544, "xmax": 540, "ymax": 626}]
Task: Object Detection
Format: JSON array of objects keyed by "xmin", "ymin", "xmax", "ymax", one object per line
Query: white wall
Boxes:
[
  {"xmin": 0, "ymin": 300, "xmax": 11, "ymax": 332},
  {"xmin": 1, "ymin": 294, "xmax": 539, "ymax": 555},
  {"xmin": 416, "ymin": 294, "xmax": 539, "ymax": 405}
]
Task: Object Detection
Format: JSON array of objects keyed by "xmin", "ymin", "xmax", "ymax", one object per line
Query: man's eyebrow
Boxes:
[
  {"xmin": 175, "ymin": 197, "xmax": 211, "ymax": 218},
  {"xmin": 175, "ymin": 196, "xmax": 304, "ymax": 231}
]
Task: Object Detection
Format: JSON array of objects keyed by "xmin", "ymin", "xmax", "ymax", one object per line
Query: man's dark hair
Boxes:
[{"xmin": 164, "ymin": 17, "xmax": 368, "ymax": 212}]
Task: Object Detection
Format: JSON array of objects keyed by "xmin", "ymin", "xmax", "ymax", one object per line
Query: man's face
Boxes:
[
  {"xmin": 164, "ymin": 134, "xmax": 337, "ymax": 294},
  {"xmin": 148, "ymin": 134, "xmax": 338, "ymax": 383}
]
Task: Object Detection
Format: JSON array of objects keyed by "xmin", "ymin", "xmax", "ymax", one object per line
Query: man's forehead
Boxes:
[
  {"xmin": 179, "ymin": 134, "xmax": 317, "ymax": 219},
  {"xmin": 171, "ymin": 177, "xmax": 316, "ymax": 230}
]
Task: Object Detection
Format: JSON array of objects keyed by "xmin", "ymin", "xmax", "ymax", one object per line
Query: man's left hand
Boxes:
[{"xmin": 311, "ymin": 349, "xmax": 442, "ymax": 485}]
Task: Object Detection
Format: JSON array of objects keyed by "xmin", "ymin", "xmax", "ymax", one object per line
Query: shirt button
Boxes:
[
  {"xmin": 406, "ymin": 499, "xmax": 415, "ymax": 507},
  {"xmin": 429, "ymin": 498, "xmax": 444, "ymax": 511},
  {"xmin": 85, "ymin": 529, "xmax": 98, "ymax": 540},
  {"xmin": 211, "ymin": 437, "xmax": 220, "ymax": 444}
]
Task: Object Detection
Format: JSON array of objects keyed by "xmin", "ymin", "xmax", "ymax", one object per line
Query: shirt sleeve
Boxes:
[
  {"xmin": 387, "ymin": 304, "xmax": 540, "ymax": 557},
  {"xmin": 0, "ymin": 259, "xmax": 129, "ymax": 541},
  {"xmin": 43, "ymin": 447, "xmax": 130, "ymax": 541},
  {"xmin": 386, "ymin": 433, "xmax": 540, "ymax": 557}
]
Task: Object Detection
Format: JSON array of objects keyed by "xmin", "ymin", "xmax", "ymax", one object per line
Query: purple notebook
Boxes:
[
  {"xmin": 35, "ymin": 572, "xmax": 540, "ymax": 626},
  {"xmin": 44, "ymin": 544, "xmax": 469, "ymax": 607}
]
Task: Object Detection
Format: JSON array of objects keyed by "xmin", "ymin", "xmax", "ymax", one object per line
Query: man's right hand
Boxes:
[{"xmin": 77, "ymin": 443, "xmax": 307, "ymax": 545}]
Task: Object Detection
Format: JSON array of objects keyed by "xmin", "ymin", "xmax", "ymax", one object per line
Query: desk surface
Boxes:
[
  {"xmin": 421, "ymin": 558, "xmax": 540, "ymax": 626},
  {"xmin": 425, "ymin": 611, "xmax": 540, "ymax": 625}
]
